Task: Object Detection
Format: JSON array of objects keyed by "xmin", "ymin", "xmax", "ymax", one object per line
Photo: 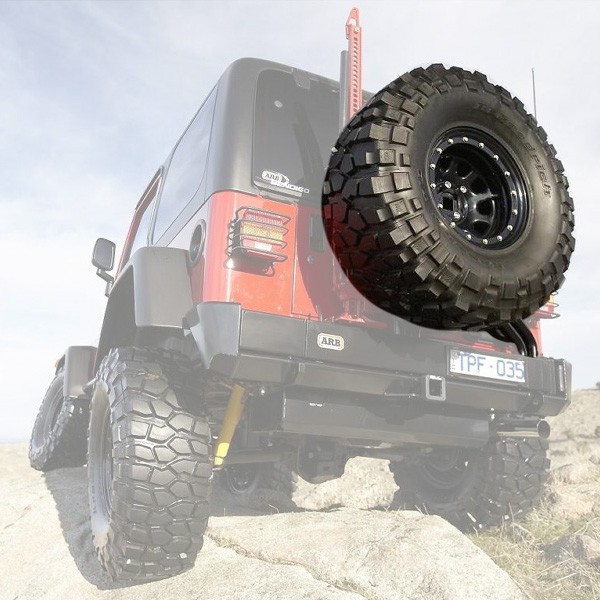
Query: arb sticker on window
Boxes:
[{"xmin": 261, "ymin": 170, "xmax": 310, "ymax": 195}]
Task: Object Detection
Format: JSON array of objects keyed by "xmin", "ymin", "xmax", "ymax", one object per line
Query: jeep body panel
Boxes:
[{"xmin": 95, "ymin": 247, "xmax": 192, "ymax": 367}]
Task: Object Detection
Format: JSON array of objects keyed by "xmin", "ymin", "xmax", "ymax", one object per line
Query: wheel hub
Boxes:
[
  {"xmin": 427, "ymin": 128, "xmax": 528, "ymax": 249},
  {"xmin": 420, "ymin": 448, "xmax": 472, "ymax": 489},
  {"xmin": 224, "ymin": 465, "xmax": 260, "ymax": 494}
]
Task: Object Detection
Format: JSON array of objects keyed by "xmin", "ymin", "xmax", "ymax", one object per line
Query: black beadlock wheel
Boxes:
[
  {"xmin": 222, "ymin": 464, "xmax": 263, "ymax": 496},
  {"xmin": 428, "ymin": 127, "xmax": 529, "ymax": 250},
  {"xmin": 323, "ymin": 64, "xmax": 575, "ymax": 330},
  {"xmin": 219, "ymin": 462, "xmax": 298, "ymax": 510},
  {"xmin": 29, "ymin": 370, "xmax": 89, "ymax": 471},
  {"xmin": 389, "ymin": 437, "xmax": 550, "ymax": 531},
  {"xmin": 88, "ymin": 347, "xmax": 212, "ymax": 582}
]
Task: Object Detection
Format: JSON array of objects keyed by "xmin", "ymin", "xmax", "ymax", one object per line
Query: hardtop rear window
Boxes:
[{"xmin": 253, "ymin": 69, "xmax": 340, "ymax": 204}]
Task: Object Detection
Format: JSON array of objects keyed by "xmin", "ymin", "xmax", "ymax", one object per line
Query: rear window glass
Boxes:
[
  {"xmin": 153, "ymin": 87, "xmax": 217, "ymax": 241},
  {"xmin": 253, "ymin": 69, "xmax": 340, "ymax": 204},
  {"xmin": 128, "ymin": 198, "xmax": 155, "ymax": 259}
]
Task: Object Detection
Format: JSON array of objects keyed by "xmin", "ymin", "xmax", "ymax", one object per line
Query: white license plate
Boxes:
[{"xmin": 449, "ymin": 349, "xmax": 526, "ymax": 383}]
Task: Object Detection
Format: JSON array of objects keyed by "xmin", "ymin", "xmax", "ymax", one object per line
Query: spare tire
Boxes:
[{"xmin": 323, "ymin": 64, "xmax": 575, "ymax": 329}]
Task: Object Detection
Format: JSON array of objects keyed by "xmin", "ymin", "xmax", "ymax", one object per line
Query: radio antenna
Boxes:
[{"xmin": 531, "ymin": 67, "xmax": 538, "ymax": 120}]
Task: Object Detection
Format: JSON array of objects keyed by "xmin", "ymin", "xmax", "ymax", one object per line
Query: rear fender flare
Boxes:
[{"xmin": 95, "ymin": 247, "xmax": 193, "ymax": 368}]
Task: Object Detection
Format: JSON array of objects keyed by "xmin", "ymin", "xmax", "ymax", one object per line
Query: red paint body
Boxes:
[{"xmin": 169, "ymin": 191, "xmax": 337, "ymax": 319}]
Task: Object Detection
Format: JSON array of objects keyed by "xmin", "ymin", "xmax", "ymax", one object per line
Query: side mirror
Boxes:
[
  {"xmin": 92, "ymin": 238, "xmax": 116, "ymax": 271},
  {"xmin": 92, "ymin": 238, "xmax": 116, "ymax": 296}
]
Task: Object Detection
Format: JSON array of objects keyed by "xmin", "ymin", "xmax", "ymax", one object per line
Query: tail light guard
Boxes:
[{"xmin": 227, "ymin": 206, "xmax": 291, "ymax": 264}]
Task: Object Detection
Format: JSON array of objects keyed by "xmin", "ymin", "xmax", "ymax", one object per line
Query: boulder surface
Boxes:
[{"xmin": 0, "ymin": 444, "xmax": 524, "ymax": 600}]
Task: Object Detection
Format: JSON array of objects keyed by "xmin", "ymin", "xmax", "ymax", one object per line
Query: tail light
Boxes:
[{"xmin": 229, "ymin": 207, "xmax": 290, "ymax": 263}]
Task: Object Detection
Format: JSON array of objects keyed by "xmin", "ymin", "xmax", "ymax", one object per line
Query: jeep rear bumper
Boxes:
[{"xmin": 186, "ymin": 302, "xmax": 571, "ymax": 421}]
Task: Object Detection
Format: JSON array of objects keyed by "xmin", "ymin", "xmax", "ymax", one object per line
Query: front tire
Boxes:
[
  {"xmin": 389, "ymin": 437, "xmax": 550, "ymax": 531},
  {"xmin": 29, "ymin": 370, "xmax": 88, "ymax": 471},
  {"xmin": 88, "ymin": 348, "xmax": 212, "ymax": 582}
]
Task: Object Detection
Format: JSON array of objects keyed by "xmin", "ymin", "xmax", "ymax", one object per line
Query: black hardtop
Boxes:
[{"xmin": 208, "ymin": 57, "xmax": 342, "ymax": 203}]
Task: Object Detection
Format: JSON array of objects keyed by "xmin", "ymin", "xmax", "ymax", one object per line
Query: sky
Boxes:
[{"xmin": 1, "ymin": 0, "xmax": 599, "ymax": 442}]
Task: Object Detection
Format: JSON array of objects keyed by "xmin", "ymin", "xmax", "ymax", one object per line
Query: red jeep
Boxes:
[{"xmin": 29, "ymin": 11, "xmax": 574, "ymax": 583}]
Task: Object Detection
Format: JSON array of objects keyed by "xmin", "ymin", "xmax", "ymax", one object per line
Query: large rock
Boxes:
[
  {"xmin": 294, "ymin": 456, "xmax": 397, "ymax": 510},
  {"xmin": 208, "ymin": 510, "xmax": 524, "ymax": 600},
  {"xmin": 0, "ymin": 444, "xmax": 524, "ymax": 600}
]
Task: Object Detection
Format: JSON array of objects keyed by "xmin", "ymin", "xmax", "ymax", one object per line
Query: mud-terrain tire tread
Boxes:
[
  {"xmin": 323, "ymin": 64, "xmax": 575, "ymax": 329},
  {"xmin": 389, "ymin": 437, "xmax": 550, "ymax": 531},
  {"xmin": 29, "ymin": 371, "xmax": 89, "ymax": 471},
  {"xmin": 88, "ymin": 347, "xmax": 212, "ymax": 582}
]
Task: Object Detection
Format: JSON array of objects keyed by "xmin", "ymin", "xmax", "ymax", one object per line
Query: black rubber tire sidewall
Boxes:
[{"xmin": 88, "ymin": 378, "xmax": 112, "ymax": 547}]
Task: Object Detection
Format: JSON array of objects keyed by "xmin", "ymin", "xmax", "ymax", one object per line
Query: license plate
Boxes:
[{"xmin": 449, "ymin": 349, "xmax": 526, "ymax": 383}]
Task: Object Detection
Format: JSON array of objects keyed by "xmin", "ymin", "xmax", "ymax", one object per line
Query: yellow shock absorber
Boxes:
[{"xmin": 213, "ymin": 384, "xmax": 247, "ymax": 466}]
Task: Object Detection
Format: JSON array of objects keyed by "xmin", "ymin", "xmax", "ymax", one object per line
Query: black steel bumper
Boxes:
[{"xmin": 186, "ymin": 302, "xmax": 571, "ymax": 419}]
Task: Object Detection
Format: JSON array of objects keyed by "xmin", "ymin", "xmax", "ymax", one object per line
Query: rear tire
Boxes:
[
  {"xmin": 29, "ymin": 370, "xmax": 88, "ymax": 471},
  {"xmin": 323, "ymin": 64, "xmax": 575, "ymax": 330},
  {"xmin": 88, "ymin": 348, "xmax": 212, "ymax": 582},
  {"xmin": 389, "ymin": 437, "xmax": 550, "ymax": 531}
]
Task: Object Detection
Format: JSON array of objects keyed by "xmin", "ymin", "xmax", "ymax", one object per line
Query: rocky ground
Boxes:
[
  {"xmin": 471, "ymin": 388, "xmax": 600, "ymax": 600},
  {"xmin": 2, "ymin": 389, "xmax": 600, "ymax": 599},
  {"xmin": 545, "ymin": 389, "xmax": 600, "ymax": 518}
]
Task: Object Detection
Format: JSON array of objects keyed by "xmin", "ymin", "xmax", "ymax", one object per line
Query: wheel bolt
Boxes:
[
  {"xmin": 497, "ymin": 235, "xmax": 503, "ymax": 241},
  {"xmin": 507, "ymin": 225, "xmax": 513, "ymax": 231},
  {"xmin": 478, "ymin": 142, "xmax": 484, "ymax": 149},
  {"xmin": 436, "ymin": 147, "xmax": 442, "ymax": 153},
  {"xmin": 431, "ymin": 183, "xmax": 436, "ymax": 189},
  {"xmin": 450, "ymin": 222, "xmax": 456, "ymax": 228},
  {"xmin": 430, "ymin": 163, "xmax": 435, "ymax": 169},
  {"xmin": 448, "ymin": 138, "xmax": 454, "ymax": 144},
  {"xmin": 511, "ymin": 190, "xmax": 517, "ymax": 196},
  {"xmin": 459, "ymin": 185, "xmax": 467, "ymax": 193},
  {"xmin": 466, "ymin": 234, "xmax": 472, "ymax": 240},
  {"xmin": 437, "ymin": 203, "xmax": 443, "ymax": 208},
  {"xmin": 444, "ymin": 181, "xmax": 452, "ymax": 189},
  {"xmin": 462, "ymin": 136, "xmax": 469, "ymax": 142},
  {"xmin": 504, "ymin": 171, "xmax": 511, "ymax": 177},
  {"xmin": 482, "ymin": 239, "xmax": 489, "ymax": 245},
  {"xmin": 453, "ymin": 212, "xmax": 460, "ymax": 220},
  {"xmin": 512, "ymin": 209, "xmax": 518, "ymax": 215}
]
